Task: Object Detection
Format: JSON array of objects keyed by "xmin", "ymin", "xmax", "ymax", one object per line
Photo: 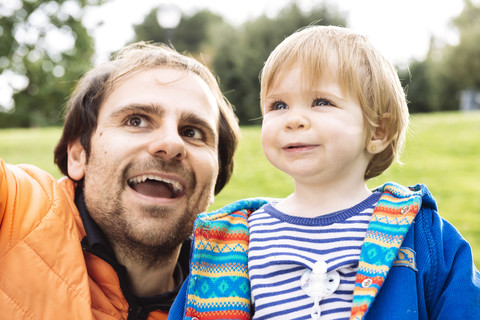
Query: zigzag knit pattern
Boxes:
[
  {"xmin": 185, "ymin": 198, "xmax": 267, "ymax": 320},
  {"xmin": 350, "ymin": 183, "xmax": 422, "ymax": 320}
]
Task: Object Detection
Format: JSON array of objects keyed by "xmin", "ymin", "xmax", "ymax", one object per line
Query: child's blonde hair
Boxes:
[{"xmin": 260, "ymin": 25, "xmax": 409, "ymax": 179}]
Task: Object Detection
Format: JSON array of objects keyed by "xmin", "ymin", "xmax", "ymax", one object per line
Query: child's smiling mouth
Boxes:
[{"xmin": 283, "ymin": 143, "xmax": 319, "ymax": 152}]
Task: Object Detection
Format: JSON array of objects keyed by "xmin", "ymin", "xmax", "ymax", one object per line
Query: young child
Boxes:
[
  {"xmin": 169, "ymin": 26, "xmax": 480, "ymax": 320},
  {"xmin": 246, "ymin": 25, "xmax": 480, "ymax": 320}
]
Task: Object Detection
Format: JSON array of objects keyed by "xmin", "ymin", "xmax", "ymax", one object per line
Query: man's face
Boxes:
[{"xmin": 68, "ymin": 68, "xmax": 219, "ymax": 252}]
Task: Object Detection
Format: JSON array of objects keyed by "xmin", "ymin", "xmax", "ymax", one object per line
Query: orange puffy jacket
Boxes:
[{"xmin": 0, "ymin": 160, "xmax": 168, "ymax": 320}]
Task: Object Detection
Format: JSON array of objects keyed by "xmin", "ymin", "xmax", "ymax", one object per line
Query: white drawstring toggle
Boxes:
[{"xmin": 300, "ymin": 261, "xmax": 340, "ymax": 320}]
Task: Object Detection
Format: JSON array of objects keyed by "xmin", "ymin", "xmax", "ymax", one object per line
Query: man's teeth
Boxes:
[{"xmin": 128, "ymin": 175, "xmax": 183, "ymax": 193}]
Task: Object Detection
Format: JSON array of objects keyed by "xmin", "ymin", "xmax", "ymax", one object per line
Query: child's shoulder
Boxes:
[
  {"xmin": 198, "ymin": 198, "xmax": 272, "ymax": 222},
  {"xmin": 374, "ymin": 182, "xmax": 437, "ymax": 209}
]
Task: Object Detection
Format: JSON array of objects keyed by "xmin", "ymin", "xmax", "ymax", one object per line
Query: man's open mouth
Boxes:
[{"xmin": 128, "ymin": 175, "xmax": 184, "ymax": 198}]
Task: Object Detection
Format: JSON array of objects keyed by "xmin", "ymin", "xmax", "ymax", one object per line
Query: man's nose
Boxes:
[{"xmin": 147, "ymin": 123, "xmax": 186, "ymax": 161}]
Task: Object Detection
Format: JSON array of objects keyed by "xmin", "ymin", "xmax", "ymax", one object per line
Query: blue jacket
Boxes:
[{"xmin": 169, "ymin": 183, "xmax": 480, "ymax": 319}]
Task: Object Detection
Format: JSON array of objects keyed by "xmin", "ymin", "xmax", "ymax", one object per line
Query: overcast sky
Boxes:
[{"xmin": 84, "ymin": 0, "xmax": 470, "ymax": 66}]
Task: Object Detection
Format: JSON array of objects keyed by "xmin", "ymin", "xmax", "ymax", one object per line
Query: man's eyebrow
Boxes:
[
  {"xmin": 110, "ymin": 104, "xmax": 165, "ymax": 118},
  {"xmin": 181, "ymin": 112, "xmax": 217, "ymax": 136}
]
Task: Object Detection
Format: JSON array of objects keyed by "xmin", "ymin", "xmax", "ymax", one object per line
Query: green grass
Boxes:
[
  {"xmin": 0, "ymin": 127, "xmax": 62, "ymax": 177},
  {"xmin": 1, "ymin": 111, "xmax": 480, "ymax": 268}
]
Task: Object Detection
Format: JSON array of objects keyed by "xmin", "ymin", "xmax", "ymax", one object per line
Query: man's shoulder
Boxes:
[
  {"xmin": 2, "ymin": 161, "xmax": 79, "ymax": 232},
  {"xmin": 5, "ymin": 162, "xmax": 75, "ymax": 199}
]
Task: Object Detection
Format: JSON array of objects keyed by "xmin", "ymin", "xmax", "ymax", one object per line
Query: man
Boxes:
[{"xmin": 0, "ymin": 42, "xmax": 240, "ymax": 319}]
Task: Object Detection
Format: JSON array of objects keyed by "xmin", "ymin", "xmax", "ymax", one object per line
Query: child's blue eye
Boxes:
[
  {"xmin": 313, "ymin": 98, "xmax": 332, "ymax": 107},
  {"xmin": 313, "ymin": 98, "xmax": 333, "ymax": 107},
  {"xmin": 272, "ymin": 101, "xmax": 288, "ymax": 110}
]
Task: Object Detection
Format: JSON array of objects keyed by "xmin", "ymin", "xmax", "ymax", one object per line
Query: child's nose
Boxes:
[{"xmin": 284, "ymin": 111, "xmax": 311, "ymax": 131}]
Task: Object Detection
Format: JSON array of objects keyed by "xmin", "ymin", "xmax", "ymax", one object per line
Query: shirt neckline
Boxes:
[{"xmin": 263, "ymin": 191, "xmax": 381, "ymax": 226}]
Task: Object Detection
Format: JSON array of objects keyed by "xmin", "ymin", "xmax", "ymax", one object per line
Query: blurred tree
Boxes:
[
  {"xmin": 437, "ymin": 0, "xmax": 480, "ymax": 110},
  {"xmin": 133, "ymin": 6, "xmax": 229, "ymax": 60},
  {"xmin": 212, "ymin": 3, "xmax": 346, "ymax": 124},
  {"xmin": 399, "ymin": 61, "xmax": 431, "ymax": 113},
  {"xmin": 404, "ymin": 0, "xmax": 480, "ymax": 112},
  {"xmin": 399, "ymin": 39, "xmax": 442, "ymax": 113},
  {"xmin": 0, "ymin": 0, "xmax": 100, "ymax": 127}
]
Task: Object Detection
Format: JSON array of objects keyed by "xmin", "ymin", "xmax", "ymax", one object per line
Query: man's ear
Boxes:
[
  {"xmin": 367, "ymin": 114, "xmax": 390, "ymax": 155},
  {"xmin": 67, "ymin": 140, "xmax": 86, "ymax": 180}
]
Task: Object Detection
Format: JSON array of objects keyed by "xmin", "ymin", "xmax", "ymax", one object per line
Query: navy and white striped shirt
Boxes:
[{"xmin": 248, "ymin": 192, "xmax": 381, "ymax": 320}]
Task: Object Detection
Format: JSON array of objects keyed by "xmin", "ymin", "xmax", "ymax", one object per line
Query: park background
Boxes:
[{"xmin": 1, "ymin": 0, "xmax": 480, "ymax": 268}]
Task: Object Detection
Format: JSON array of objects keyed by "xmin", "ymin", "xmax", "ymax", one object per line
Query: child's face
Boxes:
[{"xmin": 261, "ymin": 66, "xmax": 372, "ymax": 186}]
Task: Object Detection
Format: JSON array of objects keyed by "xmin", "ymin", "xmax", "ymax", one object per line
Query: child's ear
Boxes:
[
  {"xmin": 67, "ymin": 139, "xmax": 86, "ymax": 180},
  {"xmin": 367, "ymin": 114, "xmax": 390, "ymax": 155}
]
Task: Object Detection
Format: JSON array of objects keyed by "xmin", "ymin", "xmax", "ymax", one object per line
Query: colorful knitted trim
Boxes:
[
  {"xmin": 350, "ymin": 183, "xmax": 422, "ymax": 320},
  {"xmin": 185, "ymin": 199, "xmax": 267, "ymax": 320}
]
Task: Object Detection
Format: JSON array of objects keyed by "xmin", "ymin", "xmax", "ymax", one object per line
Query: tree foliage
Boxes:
[
  {"xmin": 0, "ymin": 0, "xmax": 100, "ymax": 127},
  {"xmin": 133, "ymin": 7, "xmax": 230, "ymax": 61},
  {"xmin": 404, "ymin": 0, "xmax": 480, "ymax": 113},
  {"xmin": 448, "ymin": 0, "xmax": 480, "ymax": 89}
]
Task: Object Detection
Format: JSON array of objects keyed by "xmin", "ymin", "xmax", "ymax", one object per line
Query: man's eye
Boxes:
[
  {"xmin": 181, "ymin": 127, "xmax": 204, "ymax": 140},
  {"xmin": 272, "ymin": 101, "xmax": 288, "ymax": 110},
  {"xmin": 126, "ymin": 115, "xmax": 146, "ymax": 127},
  {"xmin": 313, "ymin": 98, "xmax": 333, "ymax": 107}
]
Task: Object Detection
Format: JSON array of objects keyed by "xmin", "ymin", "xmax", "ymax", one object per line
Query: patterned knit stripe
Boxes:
[
  {"xmin": 194, "ymin": 217, "xmax": 250, "ymax": 236},
  {"xmin": 186, "ymin": 295, "xmax": 250, "ymax": 310},
  {"xmin": 187, "ymin": 273, "xmax": 250, "ymax": 303},
  {"xmin": 363, "ymin": 230, "xmax": 405, "ymax": 248},
  {"xmin": 192, "ymin": 210, "xmax": 250, "ymax": 264},
  {"xmin": 374, "ymin": 202, "xmax": 420, "ymax": 218},
  {"xmin": 192, "ymin": 223, "xmax": 249, "ymax": 276},
  {"xmin": 195, "ymin": 228, "xmax": 249, "ymax": 243},
  {"xmin": 191, "ymin": 251, "xmax": 248, "ymax": 267},
  {"xmin": 350, "ymin": 304, "xmax": 368, "ymax": 320},
  {"xmin": 356, "ymin": 258, "xmax": 391, "ymax": 277},
  {"xmin": 188, "ymin": 206, "xmax": 254, "ymax": 319},
  {"xmin": 350, "ymin": 184, "xmax": 422, "ymax": 320},
  {"xmin": 353, "ymin": 274, "xmax": 385, "ymax": 292},
  {"xmin": 185, "ymin": 307, "xmax": 250, "ymax": 320},
  {"xmin": 194, "ymin": 239, "xmax": 248, "ymax": 254},
  {"xmin": 192, "ymin": 262, "xmax": 249, "ymax": 277},
  {"xmin": 191, "ymin": 268, "xmax": 248, "ymax": 279},
  {"xmin": 192, "ymin": 247, "xmax": 249, "ymax": 274}
]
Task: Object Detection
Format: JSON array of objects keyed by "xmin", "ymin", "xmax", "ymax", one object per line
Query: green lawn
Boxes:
[
  {"xmin": 1, "ymin": 111, "xmax": 480, "ymax": 267},
  {"xmin": 0, "ymin": 127, "xmax": 62, "ymax": 177}
]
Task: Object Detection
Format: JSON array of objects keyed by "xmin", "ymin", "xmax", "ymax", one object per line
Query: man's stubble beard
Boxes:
[
  {"xmin": 105, "ymin": 201, "xmax": 196, "ymax": 268},
  {"xmin": 83, "ymin": 159, "xmax": 214, "ymax": 269}
]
